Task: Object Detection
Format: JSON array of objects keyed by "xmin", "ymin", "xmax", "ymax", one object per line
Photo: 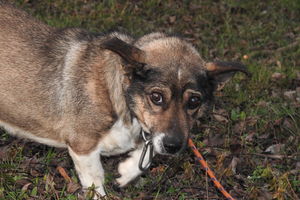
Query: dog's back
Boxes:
[
  {"xmin": 0, "ymin": 2, "xmax": 52, "ymax": 60},
  {"xmin": 0, "ymin": 3, "xmax": 55, "ymax": 138},
  {"xmin": 0, "ymin": 3, "xmax": 87, "ymax": 146},
  {"xmin": 0, "ymin": 3, "xmax": 127, "ymax": 149}
]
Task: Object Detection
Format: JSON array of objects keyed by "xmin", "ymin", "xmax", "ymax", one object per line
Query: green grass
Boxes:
[{"xmin": 1, "ymin": 0, "xmax": 300, "ymax": 199}]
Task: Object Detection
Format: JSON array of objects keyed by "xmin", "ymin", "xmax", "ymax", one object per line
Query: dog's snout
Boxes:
[{"xmin": 162, "ymin": 136, "xmax": 182, "ymax": 154}]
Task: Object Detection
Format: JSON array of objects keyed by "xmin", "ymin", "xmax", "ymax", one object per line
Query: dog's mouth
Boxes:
[
  {"xmin": 138, "ymin": 130, "xmax": 169, "ymax": 171},
  {"xmin": 138, "ymin": 128, "xmax": 187, "ymax": 171},
  {"xmin": 140, "ymin": 128, "xmax": 184, "ymax": 154},
  {"xmin": 140, "ymin": 129, "xmax": 165, "ymax": 154}
]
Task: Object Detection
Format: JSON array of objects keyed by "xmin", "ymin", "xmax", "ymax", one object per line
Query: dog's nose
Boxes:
[{"xmin": 162, "ymin": 136, "xmax": 182, "ymax": 154}]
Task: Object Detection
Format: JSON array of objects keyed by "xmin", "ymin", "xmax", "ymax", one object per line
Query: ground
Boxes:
[{"xmin": 0, "ymin": 0, "xmax": 299, "ymax": 199}]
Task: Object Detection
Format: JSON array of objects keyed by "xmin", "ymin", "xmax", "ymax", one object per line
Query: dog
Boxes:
[{"xmin": 0, "ymin": 2, "xmax": 250, "ymax": 198}]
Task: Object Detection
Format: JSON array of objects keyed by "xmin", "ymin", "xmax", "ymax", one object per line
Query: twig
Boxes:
[
  {"xmin": 249, "ymin": 37, "xmax": 300, "ymax": 58},
  {"xmin": 241, "ymin": 153, "xmax": 298, "ymax": 160}
]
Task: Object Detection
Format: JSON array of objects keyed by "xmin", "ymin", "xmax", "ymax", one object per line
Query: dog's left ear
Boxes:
[
  {"xmin": 101, "ymin": 37, "xmax": 146, "ymax": 66},
  {"xmin": 204, "ymin": 61, "xmax": 251, "ymax": 91}
]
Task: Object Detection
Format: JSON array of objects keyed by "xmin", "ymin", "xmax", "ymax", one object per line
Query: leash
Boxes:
[
  {"xmin": 188, "ymin": 138, "xmax": 236, "ymax": 200},
  {"xmin": 137, "ymin": 129, "xmax": 236, "ymax": 199}
]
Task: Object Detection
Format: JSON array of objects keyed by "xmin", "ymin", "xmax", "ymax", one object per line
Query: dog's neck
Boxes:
[
  {"xmin": 102, "ymin": 33, "xmax": 136, "ymax": 126},
  {"xmin": 50, "ymin": 30, "xmax": 134, "ymax": 127}
]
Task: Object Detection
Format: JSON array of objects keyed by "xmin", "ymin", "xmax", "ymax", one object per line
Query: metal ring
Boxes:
[{"xmin": 141, "ymin": 130, "xmax": 150, "ymax": 142}]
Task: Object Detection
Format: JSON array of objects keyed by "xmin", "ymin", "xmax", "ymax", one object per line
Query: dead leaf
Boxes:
[
  {"xmin": 150, "ymin": 165, "xmax": 165, "ymax": 175},
  {"xmin": 45, "ymin": 174, "xmax": 56, "ymax": 193},
  {"xmin": 169, "ymin": 16, "xmax": 176, "ymax": 24},
  {"xmin": 276, "ymin": 60, "xmax": 282, "ymax": 69},
  {"xmin": 257, "ymin": 188, "xmax": 273, "ymax": 200},
  {"xmin": 271, "ymin": 90, "xmax": 280, "ymax": 98},
  {"xmin": 273, "ymin": 118, "xmax": 283, "ymax": 126},
  {"xmin": 0, "ymin": 146, "xmax": 10, "ymax": 161},
  {"xmin": 183, "ymin": 15, "xmax": 192, "ymax": 22},
  {"xmin": 296, "ymin": 87, "xmax": 300, "ymax": 97},
  {"xmin": 257, "ymin": 100, "xmax": 268, "ymax": 107},
  {"xmin": 233, "ymin": 121, "xmax": 246, "ymax": 134},
  {"xmin": 57, "ymin": 166, "xmax": 72, "ymax": 183},
  {"xmin": 258, "ymin": 132, "xmax": 270, "ymax": 139},
  {"xmin": 230, "ymin": 156, "xmax": 240, "ymax": 174},
  {"xmin": 20, "ymin": 156, "xmax": 40, "ymax": 169},
  {"xmin": 213, "ymin": 114, "xmax": 228, "ymax": 123},
  {"xmin": 21, "ymin": 182, "xmax": 32, "ymax": 192},
  {"xmin": 265, "ymin": 144, "xmax": 284, "ymax": 154},
  {"xmin": 253, "ymin": 153, "xmax": 285, "ymax": 159},
  {"xmin": 189, "ymin": 3, "xmax": 201, "ymax": 10},
  {"xmin": 247, "ymin": 117, "xmax": 258, "ymax": 126},
  {"xmin": 183, "ymin": 29, "xmax": 193, "ymax": 35},
  {"xmin": 30, "ymin": 169, "xmax": 41, "ymax": 177},
  {"xmin": 271, "ymin": 72, "xmax": 286, "ymax": 80},
  {"xmin": 208, "ymin": 134, "xmax": 225, "ymax": 147},
  {"xmin": 202, "ymin": 147, "xmax": 215, "ymax": 156},
  {"xmin": 245, "ymin": 132, "xmax": 256, "ymax": 142},
  {"xmin": 16, "ymin": 179, "xmax": 31, "ymax": 188},
  {"xmin": 213, "ymin": 109, "xmax": 229, "ymax": 123},
  {"xmin": 296, "ymin": 162, "xmax": 300, "ymax": 169},
  {"xmin": 283, "ymin": 90, "xmax": 296, "ymax": 100},
  {"xmin": 67, "ymin": 182, "xmax": 81, "ymax": 194},
  {"xmin": 183, "ymin": 161, "xmax": 194, "ymax": 179},
  {"xmin": 283, "ymin": 118, "xmax": 294, "ymax": 130}
]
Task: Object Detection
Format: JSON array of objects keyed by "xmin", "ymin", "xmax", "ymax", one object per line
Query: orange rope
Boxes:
[{"xmin": 188, "ymin": 138, "xmax": 236, "ymax": 200}]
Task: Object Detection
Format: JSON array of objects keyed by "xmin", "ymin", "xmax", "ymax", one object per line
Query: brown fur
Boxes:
[{"xmin": 0, "ymin": 3, "xmax": 125, "ymax": 154}]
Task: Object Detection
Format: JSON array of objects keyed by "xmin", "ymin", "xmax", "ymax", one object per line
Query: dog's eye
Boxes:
[
  {"xmin": 188, "ymin": 96, "xmax": 201, "ymax": 109},
  {"xmin": 150, "ymin": 92, "xmax": 163, "ymax": 106}
]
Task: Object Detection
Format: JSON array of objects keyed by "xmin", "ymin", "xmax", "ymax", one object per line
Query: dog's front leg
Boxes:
[
  {"xmin": 116, "ymin": 144, "xmax": 154, "ymax": 187},
  {"xmin": 68, "ymin": 147, "xmax": 106, "ymax": 198}
]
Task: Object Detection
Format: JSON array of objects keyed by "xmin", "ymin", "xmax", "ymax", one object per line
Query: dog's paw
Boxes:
[
  {"xmin": 116, "ymin": 158, "xmax": 141, "ymax": 187},
  {"xmin": 115, "ymin": 176, "xmax": 129, "ymax": 188}
]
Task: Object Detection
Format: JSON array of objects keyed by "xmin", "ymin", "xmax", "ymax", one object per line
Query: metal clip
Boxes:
[{"xmin": 138, "ymin": 130, "xmax": 154, "ymax": 171}]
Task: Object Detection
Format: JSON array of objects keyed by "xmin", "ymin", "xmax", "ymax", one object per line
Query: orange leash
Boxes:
[{"xmin": 188, "ymin": 138, "xmax": 236, "ymax": 200}]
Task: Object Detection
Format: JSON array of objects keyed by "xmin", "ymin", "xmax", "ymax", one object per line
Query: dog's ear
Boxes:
[
  {"xmin": 101, "ymin": 37, "xmax": 146, "ymax": 66},
  {"xmin": 204, "ymin": 61, "xmax": 251, "ymax": 91}
]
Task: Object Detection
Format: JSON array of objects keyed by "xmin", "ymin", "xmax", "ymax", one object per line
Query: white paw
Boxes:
[{"xmin": 116, "ymin": 156, "xmax": 142, "ymax": 187}]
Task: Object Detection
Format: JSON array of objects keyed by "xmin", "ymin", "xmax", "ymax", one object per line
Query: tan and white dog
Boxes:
[{"xmin": 0, "ymin": 2, "xmax": 250, "ymax": 198}]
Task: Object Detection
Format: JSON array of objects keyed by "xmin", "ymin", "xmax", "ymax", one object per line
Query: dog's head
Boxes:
[{"xmin": 102, "ymin": 33, "xmax": 250, "ymax": 155}]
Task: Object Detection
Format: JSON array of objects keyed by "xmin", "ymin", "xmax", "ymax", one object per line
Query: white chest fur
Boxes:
[{"xmin": 98, "ymin": 118, "xmax": 141, "ymax": 156}]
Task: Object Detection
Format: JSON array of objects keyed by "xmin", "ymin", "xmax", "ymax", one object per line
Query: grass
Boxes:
[{"xmin": 1, "ymin": 0, "xmax": 300, "ymax": 199}]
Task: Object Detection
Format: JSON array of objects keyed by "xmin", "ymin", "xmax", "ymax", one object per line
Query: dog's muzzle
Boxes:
[{"xmin": 138, "ymin": 130, "xmax": 154, "ymax": 172}]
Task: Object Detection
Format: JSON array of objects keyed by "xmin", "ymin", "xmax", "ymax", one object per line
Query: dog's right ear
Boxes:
[{"xmin": 101, "ymin": 37, "xmax": 146, "ymax": 66}]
